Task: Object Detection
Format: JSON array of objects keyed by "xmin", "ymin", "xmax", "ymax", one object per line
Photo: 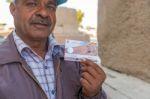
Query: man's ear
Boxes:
[{"xmin": 9, "ymin": 3, "xmax": 16, "ymax": 16}]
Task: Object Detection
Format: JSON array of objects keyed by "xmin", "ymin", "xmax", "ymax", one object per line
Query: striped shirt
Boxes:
[{"xmin": 13, "ymin": 31, "xmax": 57, "ymax": 99}]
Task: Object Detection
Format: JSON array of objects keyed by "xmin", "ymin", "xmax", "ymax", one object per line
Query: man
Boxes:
[{"xmin": 0, "ymin": 0, "xmax": 107, "ymax": 99}]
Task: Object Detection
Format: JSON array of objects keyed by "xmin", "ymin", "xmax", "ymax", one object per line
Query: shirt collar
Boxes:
[{"xmin": 13, "ymin": 30, "xmax": 58, "ymax": 57}]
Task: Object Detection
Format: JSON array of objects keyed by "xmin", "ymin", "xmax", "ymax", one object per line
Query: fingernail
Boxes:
[
  {"xmin": 81, "ymin": 58, "xmax": 86, "ymax": 62},
  {"xmin": 80, "ymin": 78, "xmax": 83, "ymax": 81}
]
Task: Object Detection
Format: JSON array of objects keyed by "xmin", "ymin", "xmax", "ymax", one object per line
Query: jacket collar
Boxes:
[{"xmin": 0, "ymin": 33, "xmax": 23, "ymax": 65}]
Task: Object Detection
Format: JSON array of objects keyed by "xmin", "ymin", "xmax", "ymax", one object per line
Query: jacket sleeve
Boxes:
[{"xmin": 79, "ymin": 89, "xmax": 107, "ymax": 99}]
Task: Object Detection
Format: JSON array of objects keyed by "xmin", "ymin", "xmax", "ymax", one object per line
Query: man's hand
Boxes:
[{"xmin": 80, "ymin": 59, "xmax": 106, "ymax": 97}]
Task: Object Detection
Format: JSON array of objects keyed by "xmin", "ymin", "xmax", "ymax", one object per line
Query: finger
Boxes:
[
  {"xmin": 81, "ymin": 66, "xmax": 99, "ymax": 79},
  {"xmin": 80, "ymin": 78, "xmax": 91, "ymax": 93},
  {"xmin": 81, "ymin": 66, "xmax": 106, "ymax": 87},
  {"xmin": 80, "ymin": 77, "xmax": 100, "ymax": 97},
  {"xmin": 81, "ymin": 71, "xmax": 95, "ymax": 85},
  {"xmin": 94, "ymin": 65, "xmax": 105, "ymax": 76},
  {"xmin": 80, "ymin": 62, "xmax": 87, "ymax": 67},
  {"xmin": 82, "ymin": 64, "xmax": 106, "ymax": 84},
  {"xmin": 80, "ymin": 59, "xmax": 106, "ymax": 81},
  {"xmin": 81, "ymin": 59, "xmax": 98, "ymax": 68},
  {"xmin": 81, "ymin": 59, "xmax": 105, "ymax": 75},
  {"xmin": 94, "ymin": 65, "xmax": 106, "ymax": 79},
  {"xmin": 80, "ymin": 59, "xmax": 90, "ymax": 65}
]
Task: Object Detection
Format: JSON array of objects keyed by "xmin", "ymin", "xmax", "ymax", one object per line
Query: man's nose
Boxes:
[{"xmin": 36, "ymin": 6, "xmax": 49, "ymax": 18}]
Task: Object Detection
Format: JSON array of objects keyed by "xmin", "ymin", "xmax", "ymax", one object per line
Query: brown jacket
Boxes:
[{"xmin": 0, "ymin": 33, "xmax": 107, "ymax": 99}]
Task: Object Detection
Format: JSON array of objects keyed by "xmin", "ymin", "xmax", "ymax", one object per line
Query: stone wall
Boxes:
[
  {"xmin": 54, "ymin": 7, "xmax": 80, "ymax": 34},
  {"xmin": 98, "ymin": 0, "xmax": 150, "ymax": 83},
  {"xmin": 53, "ymin": 7, "xmax": 90, "ymax": 44}
]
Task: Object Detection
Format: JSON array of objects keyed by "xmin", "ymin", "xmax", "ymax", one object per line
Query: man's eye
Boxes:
[
  {"xmin": 47, "ymin": 5, "xmax": 56, "ymax": 11},
  {"xmin": 26, "ymin": 2, "xmax": 37, "ymax": 7}
]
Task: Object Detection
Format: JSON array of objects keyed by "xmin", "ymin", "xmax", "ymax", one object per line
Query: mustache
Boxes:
[{"xmin": 30, "ymin": 17, "xmax": 51, "ymax": 26}]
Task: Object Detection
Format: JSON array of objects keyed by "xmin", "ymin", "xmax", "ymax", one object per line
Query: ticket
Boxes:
[{"xmin": 64, "ymin": 39, "xmax": 101, "ymax": 64}]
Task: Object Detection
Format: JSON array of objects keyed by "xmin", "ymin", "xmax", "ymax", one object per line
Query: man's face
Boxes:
[{"xmin": 10, "ymin": 0, "xmax": 56, "ymax": 41}]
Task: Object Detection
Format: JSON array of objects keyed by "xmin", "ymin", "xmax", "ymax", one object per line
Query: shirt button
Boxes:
[
  {"xmin": 51, "ymin": 90, "xmax": 55, "ymax": 95},
  {"xmin": 44, "ymin": 66, "xmax": 48, "ymax": 69}
]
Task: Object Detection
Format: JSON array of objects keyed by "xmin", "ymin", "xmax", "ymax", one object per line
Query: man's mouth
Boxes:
[
  {"xmin": 31, "ymin": 20, "xmax": 51, "ymax": 29},
  {"xmin": 31, "ymin": 22, "xmax": 50, "ymax": 29}
]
